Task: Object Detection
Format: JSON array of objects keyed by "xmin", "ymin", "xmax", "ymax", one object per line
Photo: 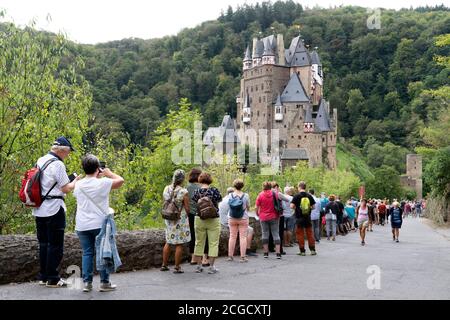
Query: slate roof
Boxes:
[
  {"xmin": 285, "ymin": 35, "xmax": 311, "ymax": 67},
  {"xmin": 280, "ymin": 148, "xmax": 309, "ymax": 160},
  {"xmin": 311, "ymin": 49, "xmax": 321, "ymax": 65},
  {"xmin": 304, "ymin": 105, "xmax": 314, "ymax": 123},
  {"xmin": 275, "ymin": 93, "xmax": 282, "ymax": 106},
  {"xmin": 280, "ymin": 72, "xmax": 310, "ymax": 103},
  {"xmin": 244, "ymin": 46, "xmax": 252, "ymax": 61},
  {"xmin": 314, "ymin": 99, "xmax": 332, "ymax": 132}
]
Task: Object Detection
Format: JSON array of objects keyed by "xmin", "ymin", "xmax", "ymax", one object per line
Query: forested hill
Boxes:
[{"xmin": 77, "ymin": 2, "xmax": 449, "ymax": 154}]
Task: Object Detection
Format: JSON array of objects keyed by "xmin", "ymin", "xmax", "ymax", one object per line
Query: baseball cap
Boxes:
[{"xmin": 53, "ymin": 136, "xmax": 75, "ymax": 151}]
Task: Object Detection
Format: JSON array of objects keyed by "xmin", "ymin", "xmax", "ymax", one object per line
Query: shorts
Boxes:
[
  {"xmin": 284, "ymin": 216, "xmax": 296, "ymax": 232},
  {"xmin": 358, "ymin": 218, "xmax": 369, "ymax": 229}
]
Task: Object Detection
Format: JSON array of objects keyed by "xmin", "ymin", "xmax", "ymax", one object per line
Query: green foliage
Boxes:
[
  {"xmin": 336, "ymin": 143, "xmax": 374, "ymax": 182},
  {"xmin": 424, "ymin": 147, "xmax": 450, "ymax": 200},
  {"xmin": 365, "ymin": 166, "xmax": 405, "ymax": 200},
  {"xmin": 0, "ymin": 23, "xmax": 91, "ymax": 234}
]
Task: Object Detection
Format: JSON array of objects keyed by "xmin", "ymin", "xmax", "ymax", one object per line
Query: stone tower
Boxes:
[{"xmin": 401, "ymin": 154, "xmax": 423, "ymax": 199}]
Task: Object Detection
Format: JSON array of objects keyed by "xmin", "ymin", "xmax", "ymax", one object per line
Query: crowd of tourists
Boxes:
[{"xmin": 24, "ymin": 136, "xmax": 425, "ymax": 293}]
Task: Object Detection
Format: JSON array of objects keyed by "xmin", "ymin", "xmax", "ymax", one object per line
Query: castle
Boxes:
[{"xmin": 205, "ymin": 33, "xmax": 337, "ymax": 170}]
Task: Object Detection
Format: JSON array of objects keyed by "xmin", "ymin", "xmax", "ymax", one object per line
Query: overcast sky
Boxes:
[{"xmin": 0, "ymin": 0, "xmax": 447, "ymax": 44}]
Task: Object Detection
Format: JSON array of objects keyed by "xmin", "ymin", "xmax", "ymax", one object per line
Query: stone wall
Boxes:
[{"xmin": 0, "ymin": 218, "xmax": 262, "ymax": 285}]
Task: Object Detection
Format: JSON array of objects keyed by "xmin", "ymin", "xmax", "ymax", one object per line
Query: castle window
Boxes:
[
  {"xmin": 251, "ymin": 71, "xmax": 253, "ymax": 76},
  {"xmin": 297, "ymin": 126, "xmax": 300, "ymax": 129},
  {"xmin": 322, "ymin": 137, "xmax": 325, "ymax": 142},
  {"xmin": 257, "ymin": 111, "xmax": 260, "ymax": 116},
  {"xmin": 263, "ymin": 113, "xmax": 265, "ymax": 118},
  {"xmin": 259, "ymin": 97, "xmax": 261, "ymax": 103},
  {"xmin": 262, "ymin": 84, "xmax": 264, "ymax": 90},
  {"xmin": 263, "ymin": 96, "xmax": 266, "ymax": 102},
  {"xmin": 291, "ymin": 136, "xmax": 294, "ymax": 139},
  {"xmin": 256, "ymin": 86, "xmax": 258, "ymax": 91},
  {"xmin": 250, "ymin": 98, "xmax": 253, "ymax": 103},
  {"xmin": 304, "ymin": 135, "xmax": 306, "ymax": 139},
  {"xmin": 284, "ymin": 125, "xmax": 287, "ymax": 128},
  {"xmin": 284, "ymin": 108, "xmax": 286, "ymax": 114},
  {"xmin": 251, "ymin": 86, "xmax": 253, "ymax": 92},
  {"xmin": 298, "ymin": 145, "xmax": 300, "ymax": 148},
  {"xmin": 299, "ymin": 135, "xmax": 301, "ymax": 139}
]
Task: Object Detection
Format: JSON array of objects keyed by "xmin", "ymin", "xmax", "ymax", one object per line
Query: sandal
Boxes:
[
  {"xmin": 160, "ymin": 266, "xmax": 169, "ymax": 272},
  {"xmin": 173, "ymin": 267, "xmax": 184, "ymax": 274}
]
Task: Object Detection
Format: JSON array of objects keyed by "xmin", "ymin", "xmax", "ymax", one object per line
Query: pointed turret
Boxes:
[
  {"xmin": 242, "ymin": 92, "xmax": 251, "ymax": 124},
  {"xmin": 243, "ymin": 46, "xmax": 252, "ymax": 70},
  {"xmin": 314, "ymin": 99, "xmax": 332, "ymax": 132},
  {"xmin": 275, "ymin": 93, "xmax": 283, "ymax": 122},
  {"xmin": 285, "ymin": 35, "xmax": 311, "ymax": 67},
  {"xmin": 304, "ymin": 105, "xmax": 314, "ymax": 133}
]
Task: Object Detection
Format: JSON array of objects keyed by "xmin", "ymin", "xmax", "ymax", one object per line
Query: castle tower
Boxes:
[
  {"xmin": 262, "ymin": 39, "xmax": 276, "ymax": 65},
  {"xmin": 406, "ymin": 154, "xmax": 423, "ymax": 199},
  {"xmin": 243, "ymin": 46, "xmax": 252, "ymax": 70},
  {"xmin": 274, "ymin": 94, "xmax": 283, "ymax": 122}
]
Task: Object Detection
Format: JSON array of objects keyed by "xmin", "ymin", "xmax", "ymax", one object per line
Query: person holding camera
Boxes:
[
  {"xmin": 74, "ymin": 155, "xmax": 124, "ymax": 292},
  {"xmin": 161, "ymin": 169, "xmax": 191, "ymax": 274},
  {"xmin": 33, "ymin": 136, "xmax": 80, "ymax": 288}
]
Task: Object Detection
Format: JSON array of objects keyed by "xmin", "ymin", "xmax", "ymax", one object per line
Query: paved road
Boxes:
[{"xmin": 1, "ymin": 218, "xmax": 450, "ymax": 300}]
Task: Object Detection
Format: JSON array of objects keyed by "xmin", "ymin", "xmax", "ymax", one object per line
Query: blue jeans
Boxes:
[{"xmin": 77, "ymin": 229, "xmax": 109, "ymax": 284}]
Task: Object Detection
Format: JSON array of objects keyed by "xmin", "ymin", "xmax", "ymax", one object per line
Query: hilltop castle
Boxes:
[{"xmin": 205, "ymin": 33, "xmax": 337, "ymax": 170}]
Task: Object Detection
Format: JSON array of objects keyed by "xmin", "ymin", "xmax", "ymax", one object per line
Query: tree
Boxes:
[
  {"xmin": 0, "ymin": 23, "xmax": 91, "ymax": 234},
  {"xmin": 366, "ymin": 166, "xmax": 404, "ymax": 200}
]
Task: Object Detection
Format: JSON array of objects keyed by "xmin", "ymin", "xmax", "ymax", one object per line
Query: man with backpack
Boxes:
[
  {"xmin": 32, "ymin": 137, "xmax": 79, "ymax": 287},
  {"xmin": 290, "ymin": 181, "xmax": 317, "ymax": 256}
]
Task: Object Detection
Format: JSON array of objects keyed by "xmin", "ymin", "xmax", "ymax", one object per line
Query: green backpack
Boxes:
[{"xmin": 300, "ymin": 196, "xmax": 311, "ymax": 216}]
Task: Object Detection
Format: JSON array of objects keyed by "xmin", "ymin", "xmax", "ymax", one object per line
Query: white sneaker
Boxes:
[
  {"xmin": 83, "ymin": 282, "xmax": 93, "ymax": 292},
  {"xmin": 38, "ymin": 280, "xmax": 47, "ymax": 286},
  {"xmin": 99, "ymin": 282, "xmax": 117, "ymax": 292},
  {"xmin": 46, "ymin": 279, "xmax": 68, "ymax": 288},
  {"xmin": 208, "ymin": 266, "xmax": 219, "ymax": 274}
]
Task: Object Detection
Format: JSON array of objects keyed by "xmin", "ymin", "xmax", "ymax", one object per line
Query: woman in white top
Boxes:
[
  {"xmin": 356, "ymin": 199, "xmax": 371, "ymax": 246},
  {"xmin": 74, "ymin": 155, "xmax": 124, "ymax": 292}
]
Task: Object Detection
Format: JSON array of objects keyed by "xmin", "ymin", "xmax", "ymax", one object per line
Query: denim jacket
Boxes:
[{"xmin": 95, "ymin": 214, "xmax": 122, "ymax": 273}]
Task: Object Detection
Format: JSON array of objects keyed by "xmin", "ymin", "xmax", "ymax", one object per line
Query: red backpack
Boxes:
[{"xmin": 19, "ymin": 158, "xmax": 59, "ymax": 207}]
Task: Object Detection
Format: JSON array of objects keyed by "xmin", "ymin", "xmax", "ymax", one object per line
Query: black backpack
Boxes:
[{"xmin": 272, "ymin": 191, "xmax": 283, "ymax": 215}]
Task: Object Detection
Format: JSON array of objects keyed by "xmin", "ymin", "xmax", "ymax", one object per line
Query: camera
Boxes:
[
  {"xmin": 99, "ymin": 161, "xmax": 106, "ymax": 169},
  {"xmin": 68, "ymin": 173, "xmax": 78, "ymax": 182}
]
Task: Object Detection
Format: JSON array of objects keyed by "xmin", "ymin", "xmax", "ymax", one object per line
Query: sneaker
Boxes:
[
  {"xmin": 99, "ymin": 282, "xmax": 117, "ymax": 292},
  {"xmin": 332, "ymin": 237, "xmax": 336, "ymax": 241},
  {"xmin": 38, "ymin": 280, "xmax": 47, "ymax": 286},
  {"xmin": 239, "ymin": 257, "xmax": 249, "ymax": 263},
  {"xmin": 361, "ymin": 241, "xmax": 365, "ymax": 246},
  {"xmin": 396, "ymin": 239, "xmax": 399, "ymax": 243},
  {"xmin": 311, "ymin": 250, "xmax": 317, "ymax": 256},
  {"xmin": 83, "ymin": 282, "xmax": 93, "ymax": 293},
  {"xmin": 195, "ymin": 265, "xmax": 203, "ymax": 273},
  {"xmin": 246, "ymin": 250, "xmax": 258, "ymax": 257},
  {"xmin": 281, "ymin": 251, "xmax": 287, "ymax": 255},
  {"xmin": 263, "ymin": 252, "xmax": 269, "ymax": 259},
  {"xmin": 226, "ymin": 256, "xmax": 234, "ymax": 262},
  {"xmin": 207, "ymin": 266, "xmax": 218, "ymax": 274},
  {"xmin": 46, "ymin": 279, "xmax": 68, "ymax": 288},
  {"xmin": 276, "ymin": 253, "xmax": 282, "ymax": 259},
  {"xmin": 297, "ymin": 252, "xmax": 306, "ymax": 256}
]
